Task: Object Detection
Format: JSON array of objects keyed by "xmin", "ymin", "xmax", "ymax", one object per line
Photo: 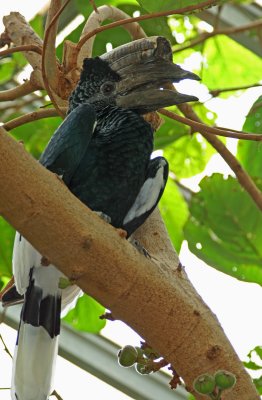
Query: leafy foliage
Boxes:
[
  {"xmin": 237, "ymin": 95, "xmax": 262, "ymax": 179},
  {"xmin": 63, "ymin": 294, "xmax": 106, "ymax": 333},
  {"xmin": 184, "ymin": 174, "xmax": 262, "ymax": 285},
  {"xmin": 244, "ymin": 346, "xmax": 262, "ymax": 394}
]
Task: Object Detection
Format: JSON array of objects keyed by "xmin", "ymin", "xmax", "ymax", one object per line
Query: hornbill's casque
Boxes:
[{"xmin": 2, "ymin": 37, "xmax": 199, "ymax": 400}]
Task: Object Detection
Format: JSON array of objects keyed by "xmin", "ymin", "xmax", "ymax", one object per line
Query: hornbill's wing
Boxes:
[
  {"xmin": 40, "ymin": 103, "xmax": 96, "ymax": 185},
  {"xmin": 123, "ymin": 156, "xmax": 168, "ymax": 236}
]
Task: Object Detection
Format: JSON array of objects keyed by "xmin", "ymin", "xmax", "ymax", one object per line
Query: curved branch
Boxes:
[
  {"xmin": 0, "ymin": 80, "xmax": 39, "ymax": 102},
  {"xmin": 75, "ymin": 1, "xmax": 221, "ymax": 60},
  {"xmin": 173, "ymin": 18, "xmax": 262, "ymax": 53},
  {"xmin": 0, "ymin": 45, "xmax": 42, "ymax": 57},
  {"xmin": 78, "ymin": 5, "xmax": 146, "ymax": 66},
  {"xmin": 3, "ymin": 108, "xmax": 65, "ymax": 131},
  {"xmin": 177, "ymin": 104, "xmax": 262, "ymax": 212},
  {"xmin": 209, "ymin": 83, "xmax": 262, "ymax": 97},
  {"xmin": 160, "ymin": 109, "xmax": 262, "ymax": 141},
  {"xmin": 3, "ymin": 12, "xmax": 43, "ymax": 71},
  {"xmin": 42, "ymin": 0, "xmax": 62, "ymax": 92},
  {"xmin": 42, "ymin": 0, "xmax": 71, "ymax": 117}
]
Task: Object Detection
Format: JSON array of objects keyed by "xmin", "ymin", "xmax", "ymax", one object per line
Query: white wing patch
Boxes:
[{"xmin": 123, "ymin": 160, "xmax": 166, "ymax": 225}]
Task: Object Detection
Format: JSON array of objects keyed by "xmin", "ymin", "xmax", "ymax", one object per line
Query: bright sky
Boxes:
[{"xmin": 1, "ymin": 1, "xmax": 262, "ymax": 399}]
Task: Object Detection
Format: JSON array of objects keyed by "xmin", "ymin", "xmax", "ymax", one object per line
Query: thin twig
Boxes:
[
  {"xmin": 209, "ymin": 83, "xmax": 262, "ymax": 97},
  {"xmin": 42, "ymin": 0, "xmax": 71, "ymax": 117},
  {"xmin": 0, "ymin": 44, "xmax": 42, "ymax": 57},
  {"xmin": 173, "ymin": 18, "xmax": 262, "ymax": 53},
  {"xmin": 75, "ymin": 0, "xmax": 221, "ymax": 54},
  {"xmin": 3, "ymin": 108, "xmax": 65, "ymax": 131},
  {"xmin": 178, "ymin": 103, "xmax": 262, "ymax": 212},
  {"xmin": 51, "ymin": 390, "xmax": 64, "ymax": 400},
  {"xmin": 160, "ymin": 109, "xmax": 262, "ymax": 141},
  {"xmin": 0, "ymin": 334, "xmax": 13, "ymax": 359}
]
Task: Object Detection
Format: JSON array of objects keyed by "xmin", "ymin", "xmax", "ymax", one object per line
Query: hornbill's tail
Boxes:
[{"xmin": 11, "ymin": 266, "xmax": 62, "ymax": 400}]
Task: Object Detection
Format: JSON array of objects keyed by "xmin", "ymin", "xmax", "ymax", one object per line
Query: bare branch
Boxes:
[
  {"xmin": 42, "ymin": 0, "xmax": 62, "ymax": 92},
  {"xmin": 3, "ymin": 108, "xmax": 65, "ymax": 131},
  {"xmin": 42, "ymin": 0, "xmax": 71, "ymax": 117},
  {"xmin": 0, "ymin": 80, "xmax": 39, "ymax": 102},
  {"xmin": 160, "ymin": 109, "xmax": 262, "ymax": 141},
  {"xmin": 209, "ymin": 83, "xmax": 262, "ymax": 97},
  {"xmin": 177, "ymin": 104, "xmax": 262, "ymax": 212},
  {"xmin": 75, "ymin": 1, "xmax": 222, "ymax": 60},
  {"xmin": 3, "ymin": 12, "xmax": 43, "ymax": 71},
  {"xmin": 0, "ymin": 44, "xmax": 42, "ymax": 57},
  {"xmin": 78, "ymin": 5, "xmax": 146, "ymax": 66},
  {"xmin": 173, "ymin": 18, "xmax": 262, "ymax": 53}
]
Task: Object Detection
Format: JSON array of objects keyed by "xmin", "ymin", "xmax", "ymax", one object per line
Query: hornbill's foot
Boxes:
[
  {"xmin": 128, "ymin": 238, "xmax": 151, "ymax": 258},
  {"xmin": 94, "ymin": 211, "xmax": 111, "ymax": 224}
]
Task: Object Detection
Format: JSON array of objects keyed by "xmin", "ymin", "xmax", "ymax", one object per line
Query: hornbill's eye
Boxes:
[{"xmin": 101, "ymin": 81, "xmax": 116, "ymax": 96}]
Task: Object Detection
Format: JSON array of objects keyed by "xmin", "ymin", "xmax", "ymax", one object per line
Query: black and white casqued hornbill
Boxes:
[{"xmin": 2, "ymin": 37, "xmax": 199, "ymax": 400}]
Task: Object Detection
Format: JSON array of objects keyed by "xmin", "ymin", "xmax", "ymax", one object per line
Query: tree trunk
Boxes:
[{"xmin": 0, "ymin": 125, "xmax": 259, "ymax": 399}]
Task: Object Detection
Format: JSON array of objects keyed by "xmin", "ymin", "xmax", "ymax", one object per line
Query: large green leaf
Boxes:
[
  {"xmin": 202, "ymin": 35, "xmax": 262, "ymax": 88},
  {"xmin": 0, "ymin": 218, "xmax": 15, "ymax": 277},
  {"xmin": 237, "ymin": 95, "xmax": 262, "ymax": 179},
  {"xmin": 154, "ymin": 114, "xmax": 189, "ymax": 149},
  {"xmin": 63, "ymin": 294, "xmax": 106, "ymax": 333},
  {"xmin": 159, "ymin": 179, "xmax": 189, "ymax": 252},
  {"xmin": 10, "ymin": 115, "xmax": 62, "ymax": 159},
  {"xmin": 164, "ymin": 133, "xmax": 215, "ymax": 179},
  {"xmin": 184, "ymin": 174, "xmax": 262, "ymax": 285}
]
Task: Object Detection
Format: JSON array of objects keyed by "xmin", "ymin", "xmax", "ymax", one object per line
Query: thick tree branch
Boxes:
[{"xmin": 0, "ymin": 127, "xmax": 258, "ymax": 399}]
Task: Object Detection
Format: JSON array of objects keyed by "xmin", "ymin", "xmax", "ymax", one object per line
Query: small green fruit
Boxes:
[
  {"xmin": 136, "ymin": 363, "xmax": 152, "ymax": 375},
  {"xmin": 143, "ymin": 347, "xmax": 160, "ymax": 359},
  {"xmin": 193, "ymin": 374, "xmax": 216, "ymax": 394},
  {"xmin": 214, "ymin": 370, "xmax": 236, "ymax": 390},
  {"xmin": 118, "ymin": 345, "xmax": 138, "ymax": 367},
  {"xmin": 58, "ymin": 277, "xmax": 72, "ymax": 289}
]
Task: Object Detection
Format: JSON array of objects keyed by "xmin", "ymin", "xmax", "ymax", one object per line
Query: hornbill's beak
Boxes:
[{"xmin": 102, "ymin": 36, "xmax": 200, "ymax": 113}]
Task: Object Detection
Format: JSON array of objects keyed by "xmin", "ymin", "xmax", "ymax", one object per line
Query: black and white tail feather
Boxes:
[{"xmin": 11, "ymin": 234, "xmax": 82, "ymax": 400}]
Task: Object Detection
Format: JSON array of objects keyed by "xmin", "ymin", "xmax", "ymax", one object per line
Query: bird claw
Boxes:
[
  {"xmin": 94, "ymin": 211, "xmax": 111, "ymax": 224},
  {"xmin": 129, "ymin": 238, "xmax": 150, "ymax": 258}
]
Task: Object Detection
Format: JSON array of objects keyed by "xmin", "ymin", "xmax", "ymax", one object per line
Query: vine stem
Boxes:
[{"xmin": 75, "ymin": 1, "xmax": 220, "ymax": 53}]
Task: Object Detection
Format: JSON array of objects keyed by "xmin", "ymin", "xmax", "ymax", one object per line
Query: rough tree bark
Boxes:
[{"xmin": 0, "ymin": 125, "xmax": 259, "ymax": 400}]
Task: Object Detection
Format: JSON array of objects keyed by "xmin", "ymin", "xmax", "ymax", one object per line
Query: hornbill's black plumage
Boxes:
[{"xmin": 2, "ymin": 37, "xmax": 199, "ymax": 400}]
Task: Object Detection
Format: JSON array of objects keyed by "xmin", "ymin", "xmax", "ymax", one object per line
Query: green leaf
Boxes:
[
  {"xmin": 10, "ymin": 115, "xmax": 62, "ymax": 159},
  {"xmin": 253, "ymin": 376, "xmax": 262, "ymax": 395},
  {"xmin": 154, "ymin": 114, "xmax": 189, "ymax": 149},
  {"xmin": 237, "ymin": 96, "xmax": 262, "ymax": 179},
  {"xmin": 0, "ymin": 59, "xmax": 15, "ymax": 84},
  {"xmin": 243, "ymin": 361, "xmax": 262, "ymax": 371},
  {"xmin": 63, "ymin": 294, "xmax": 106, "ymax": 333},
  {"xmin": 0, "ymin": 218, "xmax": 15, "ymax": 277},
  {"xmin": 159, "ymin": 179, "xmax": 189, "ymax": 252},
  {"xmin": 184, "ymin": 174, "xmax": 262, "ymax": 285},
  {"xmin": 164, "ymin": 133, "xmax": 215, "ymax": 179},
  {"xmin": 202, "ymin": 35, "xmax": 262, "ymax": 88},
  {"xmin": 247, "ymin": 346, "xmax": 262, "ymax": 362}
]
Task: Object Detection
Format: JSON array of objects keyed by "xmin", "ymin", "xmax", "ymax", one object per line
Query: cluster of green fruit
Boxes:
[
  {"xmin": 118, "ymin": 344, "xmax": 160, "ymax": 375},
  {"xmin": 193, "ymin": 370, "xmax": 236, "ymax": 399}
]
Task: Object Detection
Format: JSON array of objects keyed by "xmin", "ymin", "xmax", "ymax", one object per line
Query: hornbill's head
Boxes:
[{"xmin": 69, "ymin": 36, "xmax": 199, "ymax": 114}]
